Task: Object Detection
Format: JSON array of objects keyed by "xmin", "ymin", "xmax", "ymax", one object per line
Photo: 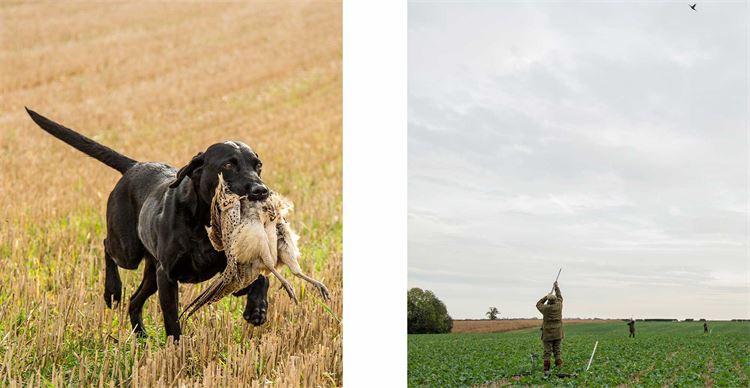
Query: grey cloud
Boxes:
[{"xmin": 408, "ymin": 1, "xmax": 748, "ymax": 320}]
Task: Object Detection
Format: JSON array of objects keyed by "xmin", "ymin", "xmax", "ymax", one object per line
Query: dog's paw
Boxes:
[
  {"xmin": 135, "ymin": 328, "xmax": 149, "ymax": 339},
  {"xmin": 103, "ymin": 288, "xmax": 122, "ymax": 309}
]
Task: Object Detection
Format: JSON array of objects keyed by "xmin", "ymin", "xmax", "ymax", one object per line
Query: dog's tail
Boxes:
[{"xmin": 25, "ymin": 107, "xmax": 137, "ymax": 174}]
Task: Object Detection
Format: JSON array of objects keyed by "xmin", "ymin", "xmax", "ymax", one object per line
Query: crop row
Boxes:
[{"xmin": 408, "ymin": 321, "xmax": 750, "ymax": 387}]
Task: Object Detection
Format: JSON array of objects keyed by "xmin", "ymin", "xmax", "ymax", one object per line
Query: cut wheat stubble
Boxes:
[{"xmin": 0, "ymin": 3, "xmax": 341, "ymax": 384}]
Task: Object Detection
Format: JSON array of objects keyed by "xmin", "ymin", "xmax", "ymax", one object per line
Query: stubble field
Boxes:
[
  {"xmin": 451, "ymin": 319, "xmax": 619, "ymax": 334},
  {"xmin": 0, "ymin": 1, "xmax": 341, "ymax": 386},
  {"xmin": 409, "ymin": 321, "xmax": 750, "ymax": 387}
]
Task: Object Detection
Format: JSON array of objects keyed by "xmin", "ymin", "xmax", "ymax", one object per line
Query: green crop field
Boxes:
[{"xmin": 408, "ymin": 321, "xmax": 750, "ymax": 387}]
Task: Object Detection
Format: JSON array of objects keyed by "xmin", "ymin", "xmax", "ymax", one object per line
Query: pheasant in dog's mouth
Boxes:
[{"xmin": 180, "ymin": 173, "xmax": 330, "ymax": 321}]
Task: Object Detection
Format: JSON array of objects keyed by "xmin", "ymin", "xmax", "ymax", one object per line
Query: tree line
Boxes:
[
  {"xmin": 408, "ymin": 288, "xmax": 508, "ymax": 333},
  {"xmin": 407, "ymin": 288, "xmax": 453, "ymax": 334}
]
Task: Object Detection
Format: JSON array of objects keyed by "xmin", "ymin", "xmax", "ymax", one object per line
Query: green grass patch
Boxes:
[{"xmin": 408, "ymin": 321, "xmax": 750, "ymax": 387}]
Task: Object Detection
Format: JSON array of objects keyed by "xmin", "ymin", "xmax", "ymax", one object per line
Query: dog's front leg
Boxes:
[{"xmin": 156, "ymin": 267, "xmax": 181, "ymax": 341}]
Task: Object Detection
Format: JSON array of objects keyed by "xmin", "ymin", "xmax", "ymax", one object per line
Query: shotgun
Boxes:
[{"xmin": 550, "ymin": 268, "xmax": 562, "ymax": 293}]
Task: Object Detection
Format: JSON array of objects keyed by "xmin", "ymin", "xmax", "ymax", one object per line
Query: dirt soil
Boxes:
[{"xmin": 452, "ymin": 319, "xmax": 620, "ymax": 333}]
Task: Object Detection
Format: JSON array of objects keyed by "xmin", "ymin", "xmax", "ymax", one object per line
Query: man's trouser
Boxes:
[{"xmin": 543, "ymin": 339, "xmax": 562, "ymax": 363}]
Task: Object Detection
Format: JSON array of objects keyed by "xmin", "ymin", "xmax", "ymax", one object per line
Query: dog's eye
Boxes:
[{"xmin": 223, "ymin": 162, "xmax": 234, "ymax": 170}]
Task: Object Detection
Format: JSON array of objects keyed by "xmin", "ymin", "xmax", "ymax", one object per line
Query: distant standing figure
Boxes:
[
  {"xmin": 536, "ymin": 281, "xmax": 563, "ymax": 372},
  {"xmin": 704, "ymin": 322, "xmax": 709, "ymax": 334},
  {"xmin": 627, "ymin": 319, "xmax": 636, "ymax": 338}
]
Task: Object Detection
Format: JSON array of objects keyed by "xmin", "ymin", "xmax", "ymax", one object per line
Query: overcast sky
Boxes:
[{"xmin": 408, "ymin": 2, "xmax": 748, "ymax": 320}]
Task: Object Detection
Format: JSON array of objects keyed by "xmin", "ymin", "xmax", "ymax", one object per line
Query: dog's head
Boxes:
[
  {"xmin": 233, "ymin": 275, "xmax": 270, "ymax": 326},
  {"xmin": 169, "ymin": 141, "xmax": 269, "ymax": 205}
]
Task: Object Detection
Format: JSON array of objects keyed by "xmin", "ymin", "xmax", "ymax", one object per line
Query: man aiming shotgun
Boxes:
[
  {"xmin": 536, "ymin": 271, "xmax": 563, "ymax": 373},
  {"xmin": 627, "ymin": 318, "xmax": 636, "ymax": 338}
]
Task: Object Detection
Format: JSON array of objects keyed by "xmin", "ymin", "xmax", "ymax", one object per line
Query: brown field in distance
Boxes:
[
  {"xmin": 452, "ymin": 319, "xmax": 621, "ymax": 334},
  {"xmin": 0, "ymin": 2, "xmax": 341, "ymax": 386}
]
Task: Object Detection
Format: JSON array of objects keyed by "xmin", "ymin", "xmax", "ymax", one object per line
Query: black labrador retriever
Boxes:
[{"xmin": 26, "ymin": 108, "xmax": 271, "ymax": 340}]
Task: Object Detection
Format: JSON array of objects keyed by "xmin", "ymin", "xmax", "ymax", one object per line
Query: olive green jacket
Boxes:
[{"xmin": 536, "ymin": 285, "xmax": 563, "ymax": 341}]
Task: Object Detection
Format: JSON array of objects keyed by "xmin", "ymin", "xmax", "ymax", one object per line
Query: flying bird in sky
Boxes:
[{"xmin": 689, "ymin": 4, "xmax": 697, "ymax": 11}]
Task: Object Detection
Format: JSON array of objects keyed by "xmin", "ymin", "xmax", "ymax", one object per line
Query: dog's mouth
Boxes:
[
  {"xmin": 247, "ymin": 190, "xmax": 269, "ymax": 201},
  {"xmin": 225, "ymin": 182, "xmax": 269, "ymax": 201}
]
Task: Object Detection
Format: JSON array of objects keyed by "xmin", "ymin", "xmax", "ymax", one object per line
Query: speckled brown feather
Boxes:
[
  {"xmin": 181, "ymin": 174, "xmax": 330, "ymax": 322},
  {"xmin": 181, "ymin": 174, "xmax": 245, "ymax": 321}
]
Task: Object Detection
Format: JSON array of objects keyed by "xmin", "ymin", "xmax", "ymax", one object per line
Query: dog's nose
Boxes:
[{"xmin": 250, "ymin": 185, "xmax": 269, "ymax": 197}]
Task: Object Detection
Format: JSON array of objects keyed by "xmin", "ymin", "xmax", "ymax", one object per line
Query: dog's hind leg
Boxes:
[
  {"xmin": 103, "ymin": 239, "xmax": 122, "ymax": 308},
  {"xmin": 128, "ymin": 257, "xmax": 157, "ymax": 337}
]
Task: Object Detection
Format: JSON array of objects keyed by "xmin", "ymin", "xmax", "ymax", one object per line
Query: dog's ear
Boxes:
[{"xmin": 170, "ymin": 152, "xmax": 204, "ymax": 188}]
